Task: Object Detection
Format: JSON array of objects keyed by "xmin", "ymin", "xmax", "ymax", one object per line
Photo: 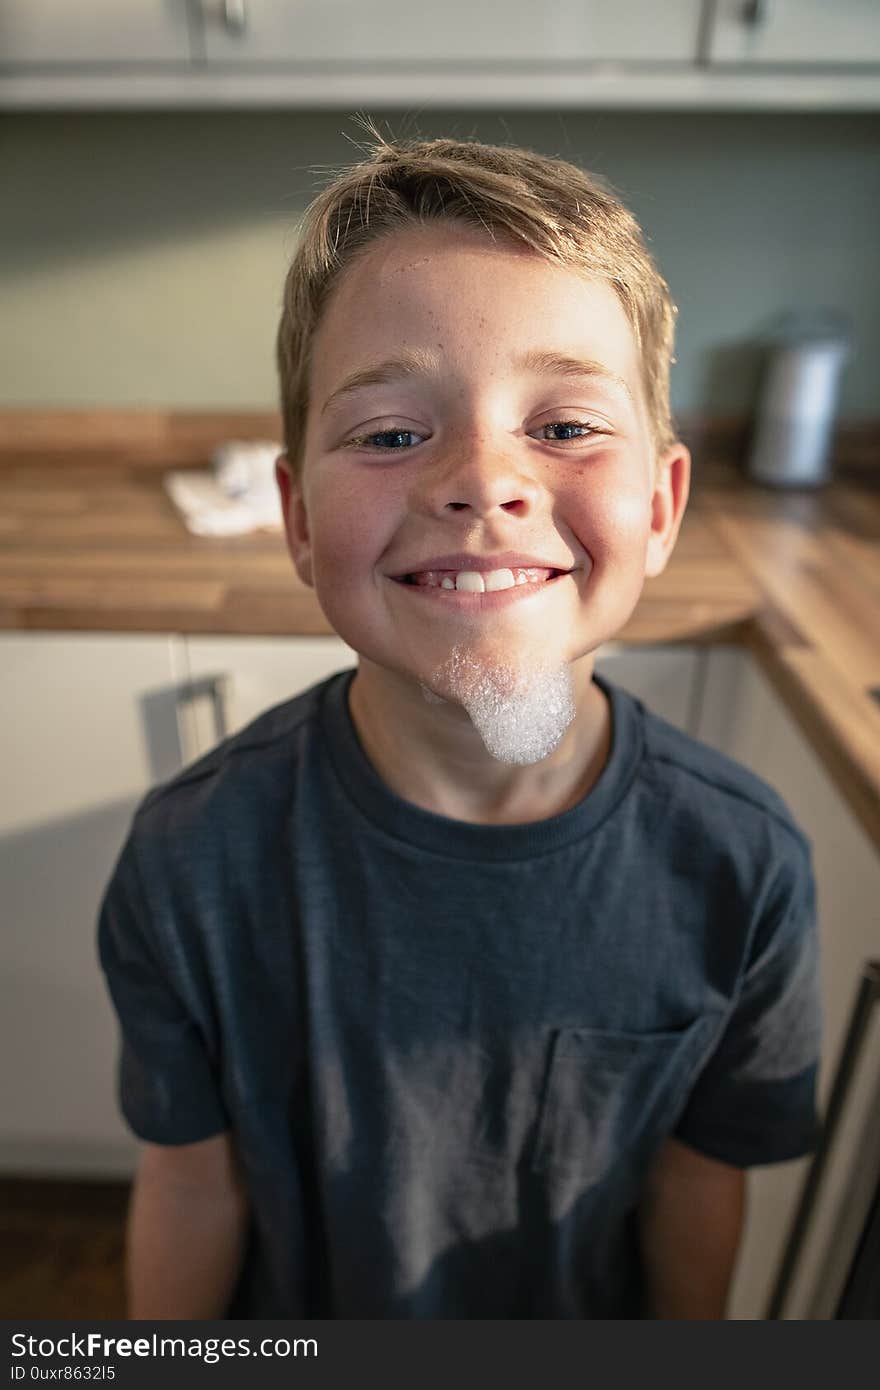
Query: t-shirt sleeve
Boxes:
[
  {"xmin": 672, "ymin": 836, "xmax": 824, "ymax": 1167},
  {"xmin": 96, "ymin": 828, "xmax": 232, "ymax": 1146}
]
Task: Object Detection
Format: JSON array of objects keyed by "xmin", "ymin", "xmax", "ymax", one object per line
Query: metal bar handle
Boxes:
[
  {"xmin": 742, "ymin": 0, "xmax": 770, "ymax": 26},
  {"xmin": 174, "ymin": 673, "xmax": 230, "ymax": 752},
  {"xmin": 197, "ymin": 1, "xmax": 247, "ymax": 36},
  {"xmin": 224, "ymin": 0, "xmax": 247, "ymax": 34}
]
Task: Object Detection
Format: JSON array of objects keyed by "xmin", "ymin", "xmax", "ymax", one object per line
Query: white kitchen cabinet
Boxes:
[
  {"xmin": 0, "ymin": 632, "xmax": 190, "ymax": 1178},
  {"xmin": 199, "ymin": 0, "xmax": 702, "ymax": 66},
  {"xmin": 0, "ymin": 629, "xmax": 368, "ymax": 1178},
  {"xmin": 0, "ymin": 0, "xmax": 704, "ymax": 70},
  {"xmin": 594, "ymin": 641, "xmax": 703, "ymax": 734},
  {"xmin": 12, "ymin": 0, "xmax": 878, "ymax": 72},
  {"xmin": 0, "ymin": 0, "xmax": 191, "ymax": 64},
  {"xmin": 694, "ymin": 644, "xmax": 880, "ymax": 1320},
  {"xmin": 708, "ymin": 0, "xmax": 880, "ymax": 66},
  {"xmin": 181, "ymin": 633, "xmax": 358, "ymax": 753},
  {"xmin": 4, "ymin": 0, "xmax": 879, "ymax": 108}
]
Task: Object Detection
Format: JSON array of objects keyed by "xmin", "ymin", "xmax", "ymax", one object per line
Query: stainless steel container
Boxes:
[{"xmin": 745, "ymin": 312, "xmax": 850, "ymax": 489}]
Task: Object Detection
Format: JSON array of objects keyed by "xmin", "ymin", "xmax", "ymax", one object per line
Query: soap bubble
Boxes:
[{"xmin": 423, "ymin": 644, "xmax": 575, "ymax": 765}]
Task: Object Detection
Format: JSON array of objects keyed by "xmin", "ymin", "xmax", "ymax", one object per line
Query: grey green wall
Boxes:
[{"xmin": 1, "ymin": 110, "xmax": 878, "ymax": 421}]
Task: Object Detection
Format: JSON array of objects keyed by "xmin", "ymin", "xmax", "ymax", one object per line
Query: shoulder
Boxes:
[
  {"xmin": 632, "ymin": 694, "xmax": 812, "ymax": 869},
  {"xmin": 618, "ymin": 692, "xmax": 821, "ymax": 1011},
  {"xmin": 130, "ymin": 670, "xmax": 343, "ymax": 859}
]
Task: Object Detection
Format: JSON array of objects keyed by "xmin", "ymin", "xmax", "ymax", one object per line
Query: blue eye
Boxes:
[
  {"xmin": 538, "ymin": 420, "xmax": 604, "ymax": 442},
  {"xmin": 345, "ymin": 428, "xmax": 424, "ymax": 450}
]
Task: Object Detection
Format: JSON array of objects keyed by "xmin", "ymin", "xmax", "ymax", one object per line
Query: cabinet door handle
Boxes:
[
  {"xmin": 223, "ymin": 0, "xmax": 247, "ymax": 34},
  {"xmin": 197, "ymin": 1, "xmax": 247, "ymax": 35},
  {"xmin": 174, "ymin": 673, "xmax": 230, "ymax": 758},
  {"xmin": 741, "ymin": 0, "xmax": 770, "ymax": 27}
]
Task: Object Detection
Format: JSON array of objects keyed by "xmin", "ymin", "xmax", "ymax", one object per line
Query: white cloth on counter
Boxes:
[{"xmin": 163, "ymin": 440, "xmax": 284, "ymax": 536}]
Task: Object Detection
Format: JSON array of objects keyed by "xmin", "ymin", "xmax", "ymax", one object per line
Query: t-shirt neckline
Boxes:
[{"xmin": 319, "ymin": 666, "xmax": 644, "ymax": 862}]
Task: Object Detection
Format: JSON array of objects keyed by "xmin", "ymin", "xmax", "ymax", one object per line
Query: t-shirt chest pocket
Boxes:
[{"xmin": 531, "ymin": 1015, "xmax": 715, "ymax": 1188}]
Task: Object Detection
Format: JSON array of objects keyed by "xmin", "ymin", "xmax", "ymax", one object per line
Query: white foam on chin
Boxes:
[{"xmin": 421, "ymin": 644, "xmax": 576, "ymax": 765}]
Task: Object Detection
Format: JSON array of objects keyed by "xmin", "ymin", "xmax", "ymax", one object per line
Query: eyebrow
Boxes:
[
  {"xmin": 514, "ymin": 349, "xmax": 635, "ymax": 405},
  {"xmin": 320, "ymin": 349, "xmax": 439, "ymax": 416},
  {"xmin": 319, "ymin": 346, "xmax": 635, "ymax": 415}
]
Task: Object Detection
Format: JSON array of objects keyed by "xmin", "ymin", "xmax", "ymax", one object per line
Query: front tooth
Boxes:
[
  {"xmin": 484, "ymin": 568, "xmax": 516, "ymax": 592},
  {"xmin": 455, "ymin": 571, "xmax": 485, "ymax": 592},
  {"xmin": 440, "ymin": 576, "xmax": 455, "ymax": 589}
]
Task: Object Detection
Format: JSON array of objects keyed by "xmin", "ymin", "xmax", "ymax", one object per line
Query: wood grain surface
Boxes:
[{"xmin": 1, "ymin": 412, "xmax": 877, "ymax": 848}]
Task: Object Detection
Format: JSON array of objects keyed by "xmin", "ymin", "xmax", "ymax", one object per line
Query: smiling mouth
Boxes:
[{"xmin": 394, "ymin": 566, "xmax": 569, "ymax": 592}]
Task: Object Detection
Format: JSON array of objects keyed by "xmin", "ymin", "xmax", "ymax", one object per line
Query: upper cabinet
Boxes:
[
  {"xmin": 0, "ymin": 0, "xmax": 190, "ymax": 64},
  {"xmin": 707, "ymin": 0, "xmax": 880, "ymax": 66},
  {"xmin": 197, "ymin": 0, "xmax": 701, "ymax": 65},
  {"xmin": 2, "ymin": 0, "xmax": 879, "ymax": 108}
]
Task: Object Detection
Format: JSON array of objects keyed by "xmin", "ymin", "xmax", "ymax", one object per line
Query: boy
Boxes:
[{"xmin": 97, "ymin": 134, "xmax": 823, "ymax": 1320}]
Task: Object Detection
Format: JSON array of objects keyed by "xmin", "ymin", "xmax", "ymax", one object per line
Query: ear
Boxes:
[
  {"xmin": 275, "ymin": 454, "xmax": 314, "ymax": 588},
  {"xmin": 644, "ymin": 441, "xmax": 691, "ymax": 580}
]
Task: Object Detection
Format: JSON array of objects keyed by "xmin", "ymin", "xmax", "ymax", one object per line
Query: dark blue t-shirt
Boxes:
[{"xmin": 97, "ymin": 667, "xmax": 823, "ymax": 1318}]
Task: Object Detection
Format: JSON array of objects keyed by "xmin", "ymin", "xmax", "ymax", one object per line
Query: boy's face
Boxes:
[{"xmin": 277, "ymin": 223, "xmax": 688, "ymax": 705}]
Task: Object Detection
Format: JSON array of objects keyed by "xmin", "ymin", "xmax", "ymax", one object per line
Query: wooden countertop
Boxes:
[{"xmin": 1, "ymin": 411, "xmax": 878, "ymax": 850}]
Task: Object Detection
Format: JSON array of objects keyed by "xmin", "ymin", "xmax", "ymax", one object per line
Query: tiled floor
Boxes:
[{"xmin": 2, "ymin": 1179, "xmax": 129, "ymax": 1319}]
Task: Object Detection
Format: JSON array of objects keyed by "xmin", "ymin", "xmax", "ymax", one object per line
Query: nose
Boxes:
[{"xmin": 414, "ymin": 432, "xmax": 543, "ymax": 520}]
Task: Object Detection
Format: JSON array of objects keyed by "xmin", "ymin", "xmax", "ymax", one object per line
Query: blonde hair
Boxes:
[{"xmin": 277, "ymin": 127, "xmax": 678, "ymax": 474}]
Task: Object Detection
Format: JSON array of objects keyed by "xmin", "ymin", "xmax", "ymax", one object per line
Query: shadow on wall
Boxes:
[
  {"xmin": 0, "ymin": 109, "xmax": 433, "ymax": 272},
  {"xmin": 0, "ymin": 794, "xmax": 142, "ymax": 1177}
]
